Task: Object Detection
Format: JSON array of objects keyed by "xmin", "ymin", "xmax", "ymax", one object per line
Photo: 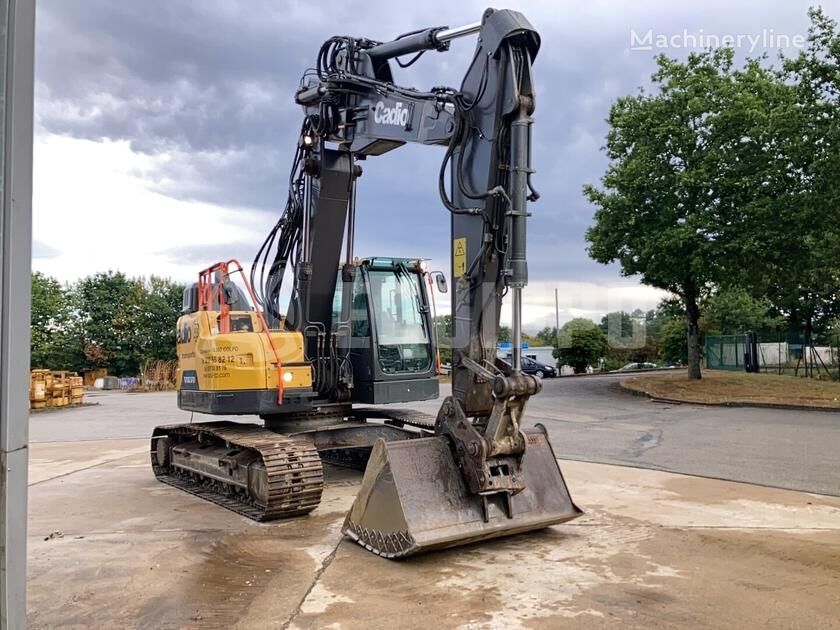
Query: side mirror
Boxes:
[{"xmin": 434, "ymin": 272, "xmax": 448, "ymax": 294}]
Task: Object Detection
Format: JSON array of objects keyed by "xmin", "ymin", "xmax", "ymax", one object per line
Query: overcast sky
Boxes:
[{"xmin": 32, "ymin": 0, "xmax": 833, "ymax": 330}]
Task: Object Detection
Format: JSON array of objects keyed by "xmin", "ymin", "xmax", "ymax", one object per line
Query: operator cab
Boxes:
[{"xmin": 334, "ymin": 257, "xmax": 440, "ymax": 404}]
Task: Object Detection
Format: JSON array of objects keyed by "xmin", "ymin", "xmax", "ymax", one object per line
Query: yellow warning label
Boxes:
[{"xmin": 453, "ymin": 237, "xmax": 467, "ymax": 277}]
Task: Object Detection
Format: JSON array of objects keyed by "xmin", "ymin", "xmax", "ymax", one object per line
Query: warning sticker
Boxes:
[{"xmin": 453, "ymin": 237, "xmax": 467, "ymax": 277}]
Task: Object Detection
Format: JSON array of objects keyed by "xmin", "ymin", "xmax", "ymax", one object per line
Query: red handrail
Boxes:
[{"xmin": 198, "ymin": 260, "xmax": 285, "ymax": 404}]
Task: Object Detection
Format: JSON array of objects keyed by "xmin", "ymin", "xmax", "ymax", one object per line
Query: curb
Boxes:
[{"xmin": 619, "ymin": 382, "xmax": 840, "ymax": 413}]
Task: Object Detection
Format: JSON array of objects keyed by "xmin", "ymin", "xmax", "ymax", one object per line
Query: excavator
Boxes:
[{"xmin": 150, "ymin": 8, "xmax": 581, "ymax": 558}]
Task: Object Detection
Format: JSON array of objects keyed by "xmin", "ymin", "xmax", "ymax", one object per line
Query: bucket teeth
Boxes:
[
  {"xmin": 343, "ymin": 523, "xmax": 417, "ymax": 559},
  {"xmin": 342, "ymin": 427, "xmax": 581, "ymax": 558}
]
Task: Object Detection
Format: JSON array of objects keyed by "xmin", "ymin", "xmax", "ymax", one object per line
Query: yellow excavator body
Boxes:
[{"xmin": 175, "ymin": 309, "xmax": 312, "ymax": 393}]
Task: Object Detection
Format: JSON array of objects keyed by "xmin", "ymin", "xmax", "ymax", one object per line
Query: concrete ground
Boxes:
[{"xmin": 26, "ymin": 386, "xmax": 840, "ymax": 628}]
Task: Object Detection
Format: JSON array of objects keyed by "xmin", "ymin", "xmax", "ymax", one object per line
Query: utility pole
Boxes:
[
  {"xmin": 0, "ymin": 1, "xmax": 35, "ymax": 627},
  {"xmin": 554, "ymin": 287, "xmax": 560, "ymax": 348}
]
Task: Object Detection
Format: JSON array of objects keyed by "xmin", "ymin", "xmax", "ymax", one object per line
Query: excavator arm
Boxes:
[{"xmin": 250, "ymin": 8, "xmax": 580, "ymax": 554}]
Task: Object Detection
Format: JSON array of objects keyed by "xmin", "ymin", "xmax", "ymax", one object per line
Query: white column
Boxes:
[{"xmin": 0, "ymin": 1, "xmax": 35, "ymax": 627}]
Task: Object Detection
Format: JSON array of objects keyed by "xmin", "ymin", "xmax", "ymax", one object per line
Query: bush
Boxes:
[{"xmin": 554, "ymin": 318, "xmax": 608, "ymax": 373}]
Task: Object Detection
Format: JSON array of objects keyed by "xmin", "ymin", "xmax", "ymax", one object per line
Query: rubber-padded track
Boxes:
[{"xmin": 151, "ymin": 421, "xmax": 324, "ymax": 521}]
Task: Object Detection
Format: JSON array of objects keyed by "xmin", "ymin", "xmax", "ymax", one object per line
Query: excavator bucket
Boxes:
[{"xmin": 342, "ymin": 425, "xmax": 582, "ymax": 558}]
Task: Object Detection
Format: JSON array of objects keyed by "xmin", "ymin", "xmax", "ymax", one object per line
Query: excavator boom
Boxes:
[{"xmin": 150, "ymin": 7, "xmax": 581, "ymax": 559}]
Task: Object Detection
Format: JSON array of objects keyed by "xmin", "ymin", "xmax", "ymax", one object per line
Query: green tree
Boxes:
[
  {"xmin": 497, "ymin": 325, "xmax": 512, "ymax": 344},
  {"xmin": 30, "ymin": 272, "xmax": 83, "ymax": 370},
  {"xmin": 136, "ymin": 276, "xmax": 185, "ymax": 364},
  {"xmin": 31, "ymin": 271, "xmax": 65, "ymax": 368},
  {"xmin": 521, "ymin": 331, "xmax": 541, "ymax": 347},
  {"xmin": 599, "ymin": 311, "xmax": 632, "ymax": 338},
  {"xmin": 434, "ymin": 314, "xmax": 453, "ymax": 365},
  {"xmin": 553, "ymin": 318, "xmax": 607, "ymax": 373},
  {"xmin": 645, "ymin": 300, "xmax": 681, "ymax": 340},
  {"xmin": 534, "ymin": 326, "xmax": 558, "ymax": 347},
  {"xmin": 585, "ymin": 49, "xmax": 791, "ymax": 379},
  {"xmin": 701, "ymin": 287, "xmax": 782, "ymax": 336},
  {"xmin": 658, "ymin": 317, "xmax": 689, "ymax": 365},
  {"xmin": 728, "ymin": 8, "xmax": 840, "ymax": 338},
  {"xmin": 599, "ymin": 311, "xmax": 648, "ymax": 350},
  {"xmin": 75, "ymin": 271, "xmax": 147, "ymax": 376},
  {"xmin": 33, "ymin": 271, "xmax": 186, "ymax": 376}
]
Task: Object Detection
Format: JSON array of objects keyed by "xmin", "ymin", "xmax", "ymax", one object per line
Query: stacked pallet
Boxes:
[
  {"xmin": 29, "ymin": 370, "xmax": 84, "ymax": 409},
  {"xmin": 70, "ymin": 375, "xmax": 84, "ymax": 405},
  {"xmin": 50, "ymin": 370, "xmax": 70, "ymax": 407},
  {"xmin": 30, "ymin": 369, "xmax": 50, "ymax": 409}
]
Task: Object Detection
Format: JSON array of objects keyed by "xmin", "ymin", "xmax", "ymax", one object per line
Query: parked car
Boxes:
[
  {"xmin": 613, "ymin": 361, "xmax": 658, "ymax": 372},
  {"xmin": 520, "ymin": 357, "xmax": 557, "ymax": 379}
]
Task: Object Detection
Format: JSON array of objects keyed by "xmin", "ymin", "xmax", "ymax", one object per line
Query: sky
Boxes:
[{"xmin": 31, "ymin": 0, "xmax": 834, "ymax": 331}]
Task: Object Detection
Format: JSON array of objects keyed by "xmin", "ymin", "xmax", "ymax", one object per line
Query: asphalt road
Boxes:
[
  {"xmin": 535, "ymin": 374, "xmax": 840, "ymax": 497},
  {"xmin": 28, "ymin": 374, "xmax": 840, "ymax": 496}
]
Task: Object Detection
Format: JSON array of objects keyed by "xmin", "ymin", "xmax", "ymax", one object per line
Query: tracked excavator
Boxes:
[{"xmin": 150, "ymin": 8, "xmax": 581, "ymax": 558}]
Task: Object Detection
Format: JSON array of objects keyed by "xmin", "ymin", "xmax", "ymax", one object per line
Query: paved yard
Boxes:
[
  {"xmin": 27, "ymin": 440, "xmax": 840, "ymax": 629},
  {"xmin": 24, "ymin": 388, "xmax": 840, "ymax": 628}
]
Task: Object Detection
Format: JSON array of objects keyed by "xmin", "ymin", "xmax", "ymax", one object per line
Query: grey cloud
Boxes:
[
  {"xmin": 157, "ymin": 241, "xmax": 259, "ymax": 268},
  {"xmin": 32, "ymin": 240, "xmax": 61, "ymax": 259},
  {"xmin": 36, "ymin": 0, "xmax": 826, "ymax": 283}
]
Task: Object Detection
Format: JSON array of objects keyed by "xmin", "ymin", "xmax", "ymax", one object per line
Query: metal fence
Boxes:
[
  {"xmin": 705, "ymin": 333, "xmax": 840, "ymax": 379},
  {"xmin": 704, "ymin": 334, "xmax": 748, "ymax": 371}
]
